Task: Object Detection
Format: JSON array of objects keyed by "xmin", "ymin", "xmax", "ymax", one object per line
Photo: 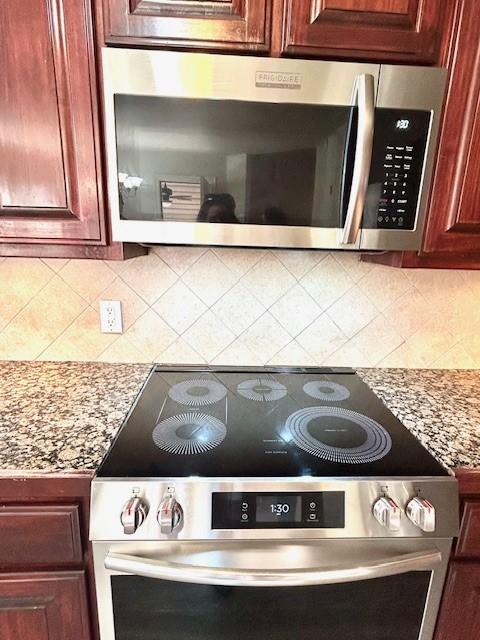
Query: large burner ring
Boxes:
[{"xmin": 285, "ymin": 406, "xmax": 392, "ymax": 464}]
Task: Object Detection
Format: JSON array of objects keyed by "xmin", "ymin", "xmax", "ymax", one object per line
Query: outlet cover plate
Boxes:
[{"xmin": 100, "ymin": 300, "xmax": 123, "ymax": 334}]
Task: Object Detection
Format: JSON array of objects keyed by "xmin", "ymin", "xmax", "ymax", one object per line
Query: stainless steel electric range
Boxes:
[{"xmin": 90, "ymin": 366, "xmax": 459, "ymax": 640}]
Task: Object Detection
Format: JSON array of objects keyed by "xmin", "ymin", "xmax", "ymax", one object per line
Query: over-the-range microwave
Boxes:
[{"xmin": 102, "ymin": 49, "xmax": 446, "ymax": 251}]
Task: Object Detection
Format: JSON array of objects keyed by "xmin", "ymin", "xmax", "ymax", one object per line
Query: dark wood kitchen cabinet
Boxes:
[
  {"xmin": 434, "ymin": 471, "xmax": 480, "ymax": 639},
  {"xmin": 0, "ymin": 0, "xmax": 103, "ymax": 244},
  {"xmin": 0, "ymin": 0, "xmax": 144, "ymax": 259},
  {"xmin": 0, "ymin": 572, "xmax": 91, "ymax": 640},
  {"xmin": 435, "ymin": 563, "xmax": 480, "ymax": 640},
  {"xmin": 281, "ymin": 0, "xmax": 446, "ymax": 63},
  {"xmin": 100, "ymin": 0, "xmax": 445, "ymax": 63},
  {"xmin": 101, "ymin": 0, "xmax": 272, "ymax": 51},
  {"xmin": 421, "ymin": 0, "xmax": 480, "ymax": 256},
  {"xmin": 0, "ymin": 474, "xmax": 98, "ymax": 640}
]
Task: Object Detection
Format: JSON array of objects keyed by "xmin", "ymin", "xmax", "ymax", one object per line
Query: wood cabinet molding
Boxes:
[
  {"xmin": 310, "ymin": 0, "xmax": 422, "ymax": 29},
  {"xmin": 0, "ymin": 0, "xmax": 106, "ymax": 243},
  {"xmin": 455, "ymin": 469, "xmax": 480, "ymax": 497},
  {"xmin": 282, "ymin": 0, "xmax": 445, "ymax": 63},
  {"xmin": 102, "ymin": 0, "xmax": 271, "ymax": 51}
]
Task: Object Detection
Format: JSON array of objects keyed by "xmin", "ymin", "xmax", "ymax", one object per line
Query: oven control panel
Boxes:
[
  {"xmin": 364, "ymin": 108, "xmax": 431, "ymax": 231},
  {"xmin": 89, "ymin": 479, "xmax": 458, "ymax": 541},
  {"xmin": 212, "ymin": 491, "xmax": 345, "ymax": 530}
]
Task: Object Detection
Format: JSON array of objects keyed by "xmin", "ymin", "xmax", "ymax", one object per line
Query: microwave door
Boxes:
[{"xmin": 102, "ymin": 49, "xmax": 381, "ymax": 250}]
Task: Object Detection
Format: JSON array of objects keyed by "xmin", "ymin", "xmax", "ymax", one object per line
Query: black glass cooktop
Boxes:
[{"xmin": 97, "ymin": 366, "xmax": 448, "ymax": 478}]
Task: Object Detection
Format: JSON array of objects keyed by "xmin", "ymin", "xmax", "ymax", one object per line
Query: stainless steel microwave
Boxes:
[{"xmin": 102, "ymin": 49, "xmax": 446, "ymax": 251}]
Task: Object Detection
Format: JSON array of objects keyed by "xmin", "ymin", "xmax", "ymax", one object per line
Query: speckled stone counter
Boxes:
[
  {"xmin": 0, "ymin": 361, "xmax": 151, "ymax": 472},
  {"xmin": 0, "ymin": 363, "xmax": 479, "ymax": 473},
  {"xmin": 358, "ymin": 368, "xmax": 480, "ymax": 470}
]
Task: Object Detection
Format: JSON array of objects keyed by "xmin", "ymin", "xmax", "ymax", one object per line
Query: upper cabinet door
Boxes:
[
  {"xmin": 282, "ymin": 0, "xmax": 445, "ymax": 63},
  {"xmin": 0, "ymin": 0, "xmax": 103, "ymax": 242},
  {"xmin": 102, "ymin": 0, "xmax": 271, "ymax": 51},
  {"xmin": 423, "ymin": 0, "xmax": 480, "ymax": 254}
]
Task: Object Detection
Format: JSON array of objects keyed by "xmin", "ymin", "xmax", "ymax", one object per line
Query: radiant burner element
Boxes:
[
  {"xmin": 237, "ymin": 378, "xmax": 288, "ymax": 402},
  {"xmin": 168, "ymin": 378, "xmax": 227, "ymax": 406},
  {"xmin": 303, "ymin": 380, "xmax": 351, "ymax": 402},
  {"xmin": 152, "ymin": 413, "xmax": 227, "ymax": 455},
  {"xmin": 285, "ymin": 407, "xmax": 392, "ymax": 464}
]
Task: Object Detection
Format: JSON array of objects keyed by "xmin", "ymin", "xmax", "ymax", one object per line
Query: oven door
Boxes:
[{"xmin": 93, "ymin": 539, "xmax": 451, "ymax": 640}]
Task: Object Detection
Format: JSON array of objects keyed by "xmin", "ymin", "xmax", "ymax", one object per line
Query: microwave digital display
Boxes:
[{"xmin": 395, "ymin": 119, "xmax": 410, "ymax": 130}]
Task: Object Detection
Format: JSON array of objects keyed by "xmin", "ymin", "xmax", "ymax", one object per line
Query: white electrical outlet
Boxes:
[{"xmin": 100, "ymin": 300, "xmax": 123, "ymax": 334}]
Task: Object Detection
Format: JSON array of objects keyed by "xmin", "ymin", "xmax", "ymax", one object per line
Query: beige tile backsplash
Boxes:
[{"xmin": 0, "ymin": 249, "xmax": 479, "ymax": 368}]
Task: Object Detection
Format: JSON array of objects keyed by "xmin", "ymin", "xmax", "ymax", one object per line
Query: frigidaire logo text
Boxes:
[{"xmin": 255, "ymin": 71, "xmax": 302, "ymax": 89}]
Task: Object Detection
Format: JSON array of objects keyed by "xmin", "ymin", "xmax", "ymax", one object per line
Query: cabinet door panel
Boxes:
[
  {"xmin": 283, "ymin": 0, "xmax": 445, "ymax": 63},
  {"xmin": 434, "ymin": 562, "xmax": 480, "ymax": 640},
  {"xmin": 1, "ymin": 1, "xmax": 66, "ymax": 210},
  {"xmin": 0, "ymin": 0, "xmax": 102, "ymax": 242},
  {"xmin": 102, "ymin": 0, "xmax": 270, "ymax": 50},
  {"xmin": 0, "ymin": 572, "xmax": 91, "ymax": 640},
  {"xmin": 0, "ymin": 505, "xmax": 83, "ymax": 569},
  {"xmin": 455, "ymin": 501, "xmax": 480, "ymax": 559},
  {"xmin": 423, "ymin": 1, "xmax": 480, "ymax": 254}
]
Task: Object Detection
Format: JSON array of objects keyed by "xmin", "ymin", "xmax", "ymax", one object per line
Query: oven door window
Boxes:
[
  {"xmin": 111, "ymin": 572, "xmax": 430, "ymax": 640},
  {"xmin": 114, "ymin": 95, "xmax": 356, "ymax": 230}
]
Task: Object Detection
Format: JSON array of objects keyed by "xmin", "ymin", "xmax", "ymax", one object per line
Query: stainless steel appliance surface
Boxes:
[
  {"xmin": 90, "ymin": 366, "xmax": 458, "ymax": 640},
  {"xmin": 103, "ymin": 49, "xmax": 446, "ymax": 251}
]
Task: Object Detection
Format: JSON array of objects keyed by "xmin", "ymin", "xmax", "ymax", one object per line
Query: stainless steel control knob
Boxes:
[
  {"xmin": 158, "ymin": 494, "xmax": 183, "ymax": 534},
  {"xmin": 120, "ymin": 495, "xmax": 149, "ymax": 535},
  {"xmin": 373, "ymin": 496, "xmax": 401, "ymax": 531},
  {"xmin": 406, "ymin": 497, "xmax": 435, "ymax": 532}
]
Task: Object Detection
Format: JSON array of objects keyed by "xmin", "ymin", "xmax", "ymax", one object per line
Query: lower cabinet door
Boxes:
[
  {"xmin": 0, "ymin": 571, "xmax": 91, "ymax": 640},
  {"xmin": 434, "ymin": 562, "xmax": 480, "ymax": 639}
]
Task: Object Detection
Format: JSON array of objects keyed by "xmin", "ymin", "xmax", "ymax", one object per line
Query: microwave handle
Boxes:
[
  {"xmin": 105, "ymin": 546, "xmax": 441, "ymax": 588},
  {"xmin": 341, "ymin": 73, "xmax": 375, "ymax": 245}
]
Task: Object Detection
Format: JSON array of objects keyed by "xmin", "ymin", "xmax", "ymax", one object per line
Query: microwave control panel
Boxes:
[{"xmin": 364, "ymin": 109, "xmax": 431, "ymax": 231}]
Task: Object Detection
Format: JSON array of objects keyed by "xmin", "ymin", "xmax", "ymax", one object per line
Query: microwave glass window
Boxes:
[{"xmin": 114, "ymin": 95, "xmax": 352, "ymax": 228}]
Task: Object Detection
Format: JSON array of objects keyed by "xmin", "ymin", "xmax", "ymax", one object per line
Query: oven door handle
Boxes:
[
  {"xmin": 104, "ymin": 547, "xmax": 441, "ymax": 588},
  {"xmin": 341, "ymin": 73, "xmax": 375, "ymax": 245}
]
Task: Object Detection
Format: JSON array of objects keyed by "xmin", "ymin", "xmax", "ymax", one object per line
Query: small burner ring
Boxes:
[
  {"xmin": 237, "ymin": 378, "xmax": 288, "ymax": 402},
  {"xmin": 285, "ymin": 406, "xmax": 391, "ymax": 464},
  {"xmin": 168, "ymin": 378, "xmax": 227, "ymax": 406},
  {"xmin": 303, "ymin": 381, "xmax": 350, "ymax": 402},
  {"xmin": 152, "ymin": 412, "xmax": 227, "ymax": 455}
]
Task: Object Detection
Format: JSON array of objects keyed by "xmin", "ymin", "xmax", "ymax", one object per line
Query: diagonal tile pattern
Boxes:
[{"xmin": 0, "ymin": 248, "xmax": 479, "ymax": 369}]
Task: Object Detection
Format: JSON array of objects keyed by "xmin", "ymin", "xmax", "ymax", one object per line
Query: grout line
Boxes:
[{"xmin": 0, "ymin": 262, "xmax": 58, "ymax": 335}]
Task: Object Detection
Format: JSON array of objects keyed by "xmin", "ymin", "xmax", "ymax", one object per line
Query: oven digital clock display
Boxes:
[
  {"xmin": 256, "ymin": 495, "xmax": 302, "ymax": 523},
  {"xmin": 212, "ymin": 491, "xmax": 345, "ymax": 529}
]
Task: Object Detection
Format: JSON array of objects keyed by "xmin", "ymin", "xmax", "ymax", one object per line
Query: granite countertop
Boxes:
[
  {"xmin": 0, "ymin": 361, "xmax": 151, "ymax": 472},
  {"xmin": 358, "ymin": 368, "xmax": 480, "ymax": 470},
  {"xmin": 0, "ymin": 362, "xmax": 479, "ymax": 473}
]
